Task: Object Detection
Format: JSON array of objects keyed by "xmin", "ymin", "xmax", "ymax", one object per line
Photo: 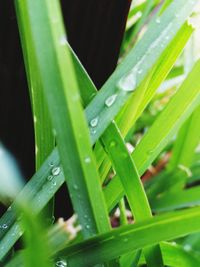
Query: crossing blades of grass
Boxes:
[
  {"xmin": 101, "ymin": 122, "xmax": 163, "ymax": 266},
  {"xmin": 85, "ymin": 0, "xmax": 196, "ymax": 145},
  {"xmin": 57, "ymin": 206, "xmax": 200, "ymax": 266},
  {"xmin": 96, "ymin": 21, "xmax": 194, "ymax": 183},
  {"xmin": 105, "ymin": 60, "xmax": 200, "ymax": 210},
  {"xmin": 0, "ymin": 0, "xmax": 198, "ymax": 259},
  {"xmin": 16, "ymin": 0, "xmax": 111, "ymax": 241}
]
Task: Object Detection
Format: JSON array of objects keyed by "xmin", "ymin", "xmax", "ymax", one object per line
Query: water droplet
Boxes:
[
  {"xmin": 2, "ymin": 224, "xmax": 8, "ymax": 229},
  {"xmin": 118, "ymin": 70, "xmax": 137, "ymax": 92},
  {"xmin": 59, "ymin": 35, "xmax": 67, "ymax": 46},
  {"xmin": 90, "ymin": 128, "xmax": 97, "ymax": 135},
  {"xmin": 84, "ymin": 157, "xmax": 91, "ymax": 163},
  {"xmin": 52, "ymin": 180, "xmax": 57, "ymax": 186},
  {"xmin": 85, "ymin": 224, "xmax": 90, "ymax": 229},
  {"xmin": 84, "ymin": 214, "xmax": 88, "ymax": 219},
  {"xmin": 178, "ymin": 164, "xmax": 192, "ymax": 177},
  {"xmin": 52, "ymin": 166, "xmax": 61, "ymax": 176},
  {"xmin": 73, "ymin": 184, "xmax": 78, "ymax": 190},
  {"xmin": 123, "ymin": 238, "xmax": 128, "ymax": 242},
  {"xmin": 47, "ymin": 175, "xmax": 53, "ymax": 181},
  {"xmin": 109, "ymin": 141, "xmax": 116, "ymax": 148},
  {"xmin": 105, "ymin": 94, "xmax": 118, "ymax": 107},
  {"xmin": 90, "ymin": 117, "xmax": 99, "ymax": 128},
  {"xmin": 156, "ymin": 17, "xmax": 161, "ymax": 24},
  {"xmin": 147, "ymin": 149, "xmax": 154, "ymax": 155},
  {"xmin": 171, "ymin": 241, "xmax": 177, "ymax": 246},
  {"xmin": 33, "ymin": 115, "xmax": 37, "ymax": 123},
  {"xmin": 49, "ymin": 162, "xmax": 54, "ymax": 167},
  {"xmin": 56, "ymin": 259, "xmax": 67, "ymax": 267},
  {"xmin": 184, "ymin": 244, "xmax": 192, "ymax": 252},
  {"xmin": 137, "ymin": 69, "xmax": 143, "ymax": 74}
]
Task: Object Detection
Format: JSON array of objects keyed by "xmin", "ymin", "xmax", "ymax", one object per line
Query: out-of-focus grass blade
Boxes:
[
  {"xmin": 105, "ymin": 60, "xmax": 200, "ymax": 210},
  {"xmin": 139, "ymin": 242, "xmax": 200, "ymax": 267},
  {"xmin": 16, "ymin": 0, "xmax": 110, "ymax": 240},
  {"xmin": 57, "ymin": 206, "xmax": 200, "ymax": 266},
  {"xmin": 122, "ymin": 0, "xmax": 155, "ymax": 55},
  {"xmin": 0, "ymin": 146, "xmax": 51, "ymax": 267},
  {"xmin": 168, "ymin": 105, "xmax": 200, "ymax": 171},
  {"xmin": 0, "ymin": 144, "xmax": 23, "ymax": 202},
  {"xmin": 150, "ymin": 186, "xmax": 200, "ymax": 212}
]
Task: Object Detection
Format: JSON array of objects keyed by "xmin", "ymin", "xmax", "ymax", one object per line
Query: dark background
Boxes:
[{"xmin": 0, "ymin": 0, "xmax": 131, "ymax": 218}]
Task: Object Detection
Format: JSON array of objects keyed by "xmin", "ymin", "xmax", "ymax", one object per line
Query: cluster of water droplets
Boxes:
[
  {"xmin": 88, "ymin": 11, "xmax": 181, "ymax": 138},
  {"xmin": 47, "ymin": 162, "xmax": 61, "ymax": 187}
]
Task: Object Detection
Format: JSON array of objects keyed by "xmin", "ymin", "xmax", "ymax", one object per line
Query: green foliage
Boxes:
[{"xmin": 1, "ymin": 0, "xmax": 200, "ymax": 266}]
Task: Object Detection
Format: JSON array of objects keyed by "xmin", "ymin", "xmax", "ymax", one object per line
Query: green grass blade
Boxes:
[
  {"xmin": 58, "ymin": 206, "xmax": 200, "ymax": 266},
  {"xmin": 116, "ymin": 22, "xmax": 193, "ymax": 137},
  {"xmin": 105, "ymin": 59, "xmax": 200, "ymax": 210},
  {"xmin": 16, "ymin": 0, "xmax": 110, "ymax": 240},
  {"xmin": 2, "ymin": 51, "xmax": 200, "ymax": 258},
  {"xmin": 0, "ymin": 0, "xmax": 198, "ymax": 259},
  {"xmin": 96, "ymin": 22, "xmax": 194, "ymax": 183},
  {"xmin": 101, "ymin": 122, "xmax": 163, "ymax": 266},
  {"xmin": 151, "ymin": 186, "xmax": 200, "ymax": 212},
  {"xmin": 85, "ymin": 0, "xmax": 196, "ymax": 144},
  {"xmin": 168, "ymin": 104, "xmax": 200, "ymax": 171},
  {"xmin": 15, "ymin": 0, "xmax": 55, "ymax": 222},
  {"xmin": 102, "ymin": 122, "xmax": 152, "ymax": 220},
  {"xmin": 139, "ymin": 242, "xmax": 200, "ymax": 267}
]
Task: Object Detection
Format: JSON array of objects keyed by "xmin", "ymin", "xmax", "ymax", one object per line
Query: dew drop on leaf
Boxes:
[
  {"xmin": 105, "ymin": 94, "xmax": 118, "ymax": 107},
  {"xmin": 52, "ymin": 166, "xmax": 61, "ymax": 176},
  {"xmin": 47, "ymin": 175, "xmax": 53, "ymax": 181},
  {"xmin": 109, "ymin": 141, "xmax": 116, "ymax": 148},
  {"xmin": 2, "ymin": 224, "xmax": 8, "ymax": 229},
  {"xmin": 90, "ymin": 117, "xmax": 99, "ymax": 127},
  {"xmin": 73, "ymin": 184, "xmax": 78, "ymax": 190},
  {"xmin": 183, "ymin": 244, "xmax": 192, "ymax": 252},
  {"xmin": 156, "ymin": 17, "xmax": 161, "ymax": 24},
  {"xmin": 59, "ymin": 35, "xmax": 67, "ymax": 46},
  {"xmin": 52, "ymin": 180, "xmax": 57, "ymax": 186},
  {"xmin": 117, "ymin": 70, "xmax": 137, "ymax": 92},
  {"xmin": 90, "ymin": 128, "xmax": 97, "ymax": 135},
  {"xmin": 56, "ymin": 259, "xmax": 67, "ymax": 267},
  {"xmin": 84, "ymin": 157, "xmax": 91, "ymax": 163}
]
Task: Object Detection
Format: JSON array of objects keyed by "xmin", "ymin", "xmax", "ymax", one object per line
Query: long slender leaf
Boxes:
[
  {"xmin": 16, "ymin": 0, "xmax": 111, "ymax": 240},
  {"xmin": 105, "ymin": 59, "xmax": 200, "ymax": 210},
  {"xmin": 57, "ymin": 206, "xmax": 200, "ymax": 266},
  {"xmin": 101, "ymin": 122, "xmax": 163, "ymax": 266}
]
